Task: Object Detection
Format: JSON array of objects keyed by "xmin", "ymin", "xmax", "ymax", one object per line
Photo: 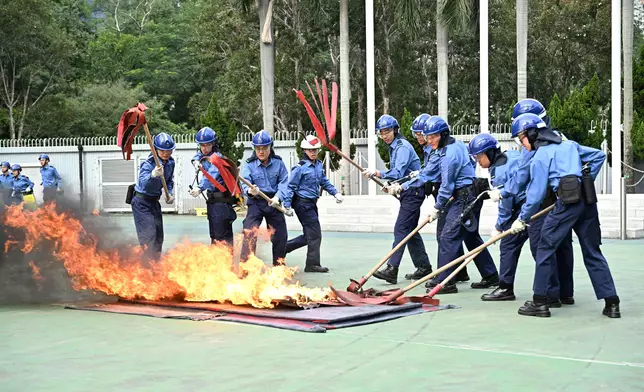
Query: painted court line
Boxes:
[{"xmin": 334, "ymin": 332, "xmax": 644, "ymax": 369}]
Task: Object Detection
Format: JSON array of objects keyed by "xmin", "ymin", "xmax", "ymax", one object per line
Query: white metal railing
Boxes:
[{"xmin": 0, "ymin": 120, "xmax": 612, "ymax": 147}]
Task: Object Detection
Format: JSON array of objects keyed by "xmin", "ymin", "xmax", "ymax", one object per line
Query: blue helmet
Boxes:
[
  {"xmin": 511, "ymin": 113, "xmax": 547, "ymax": 138},
  {"xmin": 252, "ymin": 130, "xmax": 273, "ymax": 146},
  {"xmin": 375, "ymin": 114, "xmax": 399, "ymax": 132},
  {"xmin": 468, "ymin": 134, "xmax": 500, "ymax": 156},
  {"xmin": 153, "ymin": 133, "xmax": 176, "ymax": 151},
  {"xmin": 511, "ymin": 98, "xmax": 546, "ymax": 121},
  {"xmin": 422, "ymin": 116, "xmax": 450, "ymax": 136},
  {"xmin": 410, "ymin": 114, "xmax": 431, "ymax": 133},
  {"xmin": 39, "ymin": 154, "xmax": 49, "ymax": 160},
  {"xmin": 1, "ymin": 161, "xmax": 9, "ymax": 168},
  {"xmin": 196, "ymin": 127, "xmax": 217, "ymax": 144},
  {"xmin": 11, "ymin": 164, "xmax": 22, "ymax": 171}
]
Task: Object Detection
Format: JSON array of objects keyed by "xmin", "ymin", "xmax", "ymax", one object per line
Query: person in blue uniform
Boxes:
[
  {"xmin": 417, "ymin": 116, "xmax": 498, "ymax": 294},
  {"xmin": 0, "ymin": 161, "xmax": 13, "ymax": 205},
  {"xmin": 391, "ymin": 114, "xmax": 472, "ymax": 283},
  {"xmin": 189, "ymin": 127, "xmax": 237, "ymax": 247},
  {"xmin": 488, "ymin": 99, "xmax": 575, "ymax": 305},
  {"xmin": 283, "ymin": 135, "xmax": 344, "ymax": 273},
  {"xmin": 509, "ymin": 113, "xmax": 620, "ymax": 318},
  {"xmin": 363, "ymin": 114, "xmax": 433, "ymax": 284},
  {"xmin": 468, "ymin": 133, "xmax": 560, "ymax": 302},
  {"xmin": 38, "ymin": 154, "xmax": 63, "ymax": 203},
  {"xmin": 131, "ymin": 133, "xmax": 176, "ymax": 261},
  {"xmin": 239, "ymin": 130, "xmax": 290, "ymax": 266},
  {"xmin": 10, "ymin": 164, "xmax": 34, "ymax": 205}
]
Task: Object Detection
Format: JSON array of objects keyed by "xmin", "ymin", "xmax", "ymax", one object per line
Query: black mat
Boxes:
[{"xmin": 66, "ymin": 301, "xmax": 457, "ymax": 333}]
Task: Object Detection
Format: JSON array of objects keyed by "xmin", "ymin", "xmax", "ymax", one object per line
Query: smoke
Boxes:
[{"xmin": 0, "ymin": 196, "xmax": 136, "ymax": 305}]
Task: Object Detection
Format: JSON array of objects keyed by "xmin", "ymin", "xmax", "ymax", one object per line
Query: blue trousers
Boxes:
[
  {"xmin": 207, "ymin": 202, "xmax": 236, "ymax": 247},
  {"xmin": 528, "ymin": 214, "xmax": 575, "ymax": 298},
  {"xmin": 131, "ymin": 196, "xmax": 163, "ymax": 260},
  {"xmin": 534, "ymin": 199, "xmax": 616, "ymax": 300},
  {"xmin": 285, "ymin": 197, "xmax": 322, "ymax": 267},
  {"xmin": 436, "ymin": 190, "xmax": 497, "ymax": 281},
  {"xmin": 240, "ymin": 197, "xmax": 287, "ymax": 265},
  {"xmin": 43, "ymin": 187, "xmax": 57, "ymax": 203},
  {"xmin": 387, "ymin": 187, "xmax": 430, "ymax": 269},
  {"xmin": 498, "ymin": 211, "xmax": 530, "ymax": 289}
]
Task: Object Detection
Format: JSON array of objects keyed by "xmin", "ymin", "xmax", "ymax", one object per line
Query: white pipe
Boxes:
[
  {"xmin": 611, "ymin": 0, "xmax": 622, "ymax": 197},
  {"xmin": 480, "ymin": 0, "xmax": 489, "ymax": 133},
  {"xmin": 366, "ymin": 0, "xmax": 376, "ymax": 196}
]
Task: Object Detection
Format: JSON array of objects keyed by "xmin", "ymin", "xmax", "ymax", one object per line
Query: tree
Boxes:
[
  {"xmin": 239, "ymin": 0, "xmax": 276, "ymax": 135},
  {"xmin": 548, "ymin": 74, "xmax": 605, "ymax": 149},
  {"xmin": 340, "ymin": 0, "xmax": 352, "ymax": 195},
  {"xmin": 0, "ymin": 0, "xmax": 86, "ymax": 139},
  {"xmin": 624, "ymin": 0, "xmax": 635, "ymax": 190},
  {"xmin": 516, "ymin": 0, "xmax": 528, "ymax": 100},
  {"xmin": 436, "ymin": 0, "xmax": 477, "ymax": 121},
  {"xmin": 199, "ymin": 93, "xmax": 245, "ymax": 165}
]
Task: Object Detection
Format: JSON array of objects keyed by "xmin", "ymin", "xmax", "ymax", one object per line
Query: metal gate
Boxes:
[{"xmin": 97, "ymin": 157, "xmax": 181, "ymax": 213}]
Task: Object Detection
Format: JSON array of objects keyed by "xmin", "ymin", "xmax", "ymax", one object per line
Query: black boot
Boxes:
[
  {"xmin": 404, "ymin": 266, "xmax": 433, "ymax": 280},
  {"xmin": 373, "ymin": 264, "xmax": 398, "ymax": 284},
  {"xmin": 547, "ymin": 298, "xmax": 562, "ymax": 308},
  {"xmin": 426, "ymin": 282, "xmax": 458, "ymax": 294},
  {"xmin": 561, "ymin": 297, "xmax": 575, "ymax": 305},
  {"xmin": 481, "ymin": 287, "xmax": 516, "ymax": 301},
  {"xmin": 455, "ymin": 267, "xmax": 470, "ymax": 283},
  {"xmin": 603, "ymin": 296, "xmax": 621, "ymax": 318},
  {"xmin": 518, "ymin": 299, "xmax": 551, "ymax": 317},
  {"xmin": 471, "ymin": 273, "xmax": 500, "ymax": 289},
  {"xmin": 304, "ymin": 265, "xmax": 329, "ymax": 273},
  {"xmin": 425, "ymin": 276, "xmax": 440, "ymax": 289}
]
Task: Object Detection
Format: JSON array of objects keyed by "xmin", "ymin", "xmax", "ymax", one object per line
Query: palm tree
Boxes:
[
  {"xmin": 240, "ymin": 0, "xmax": 275, "ymax": 135},
  {"xmin": 516, "ymin": 0, "xmax": 528, "ymax": 101},
  {"xmin": 436, "ymin": 0, "xmax": 477, "ymax": 122},
  {"xmin": 623, "ymin": 0, "xmax": 634, "ymax": 190},
  {"xmin": 340, "ymin": 0, "xmax": 351, "ymax": 195}
]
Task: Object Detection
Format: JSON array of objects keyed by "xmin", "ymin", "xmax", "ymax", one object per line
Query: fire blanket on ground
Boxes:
[{"xmin": 66, "ymin": 301, "xmax": 457, "ymax": 333}]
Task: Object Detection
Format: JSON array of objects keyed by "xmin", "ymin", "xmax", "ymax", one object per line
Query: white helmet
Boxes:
[{"xmin": 300, "ymin": 135, "xmax": 322, "ymax": 149}]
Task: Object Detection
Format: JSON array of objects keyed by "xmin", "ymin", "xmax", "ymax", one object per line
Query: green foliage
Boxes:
[
  {"xmin": 548, "ymin": 74, "xmax": 605, "ymax": 149},
  {"xmin": 199, "ymin": 94, "xmax": 245, "ymax": 165},
  {"xmin": 632, "ymin": 111, "xmax": 644, "ymax": 161}
]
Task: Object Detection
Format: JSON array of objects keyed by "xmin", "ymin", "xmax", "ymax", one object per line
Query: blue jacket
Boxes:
[
  {"xmin": 193, "ymin": 152, "xmax": 226, "ymax": 192},
  {"xmin": 134, "ymin": 155, "xmax": 175, "ymax": 198},
  {"xmin": 380, "ymin": 136, "xmax": 421, "ymax": 180},
  {"xmin": 402, "ymin": 149, "xmax": 441, "ymax": 191},
  {"xmin": 241, "ymin": 153, "xmax": 289, "ymax": 200},
  {"xmin": 500, "ymin": 129, "xmax": 567, "ymax": 199},
  {"xmin": 40, "ymin": 165, "xmax": 62, "ymax": 189},
  {"xmin": 0, "ymin": 173, "xmax": 13, "ymax": 189},
  {"xmin": 434, "ymin": 138, "xmax": 475, "ymax": 210},
  {"xmin": 490, "ymin": 150, "xmax": 526, "ymax": 230},
  {"xmin": 283, "ymin": 159, "xmax": 338, "ymax": 208},
  {"xmin": 519, "ymin": 140, "xmax": 605, "ymax": 221},
  {"xmin": 12, "ymin": 175, "xmax": 34, "ymax": 193}
]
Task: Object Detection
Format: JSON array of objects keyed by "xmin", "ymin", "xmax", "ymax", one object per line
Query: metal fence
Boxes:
[{"xmin": 0, "ymin": 126, "xmax": 615, "ymax": 213}]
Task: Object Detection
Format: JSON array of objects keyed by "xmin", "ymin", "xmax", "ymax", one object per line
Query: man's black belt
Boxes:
[
  {"xmin": 453, "ymin": 184, "xmax": 474, "ymax": 199},
  {"xmin": 134, "ymin": 192, "xmax": 160, "ymax": 202},
  {"xmin": 206, "ymin": 190, "xmax": 235, "ymax": 204}
]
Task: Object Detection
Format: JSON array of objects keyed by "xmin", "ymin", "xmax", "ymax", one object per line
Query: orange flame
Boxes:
[
  {"xmin": 3, "ymin": 204, "xmax": 330, "ymax": 308},
  {"xmin": 28, "ymin": 261, "xmax": 44, "ymax": 281}
]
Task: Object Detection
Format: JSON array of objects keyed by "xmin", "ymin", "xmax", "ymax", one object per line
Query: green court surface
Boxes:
[{"xmin": 1, "ymin": 215, "xmax": 643, "ymax": 392}]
